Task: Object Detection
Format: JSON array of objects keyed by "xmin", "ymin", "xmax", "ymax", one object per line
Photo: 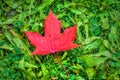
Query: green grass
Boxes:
[{"xmin": 0, "ymin": 0, "xmax": 120, "ymax": 80}]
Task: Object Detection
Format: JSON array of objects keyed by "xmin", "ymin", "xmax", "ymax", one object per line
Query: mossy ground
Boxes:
[{"xmin": 0, "ymin": 0, "xmax": 120, "ymax": 80}]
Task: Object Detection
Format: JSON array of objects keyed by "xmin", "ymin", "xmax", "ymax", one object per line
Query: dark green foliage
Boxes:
[{"xmin": 0, "ymin": 0, "xmax": 120, "ymax": 80}]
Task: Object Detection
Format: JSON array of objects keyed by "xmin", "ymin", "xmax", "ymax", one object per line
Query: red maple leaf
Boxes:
[{"xmin": 25, "ymin": 11, "xmax": 79, "ymax": 55}]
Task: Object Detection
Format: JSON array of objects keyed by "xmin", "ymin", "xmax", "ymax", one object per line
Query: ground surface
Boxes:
[{"xmin": 0, "ymin": 0, "xmax": 120, "ymax": 80}]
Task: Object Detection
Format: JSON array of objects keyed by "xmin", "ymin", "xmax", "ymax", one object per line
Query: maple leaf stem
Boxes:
[{"xmin": 53, "ymin": 52, "xmax": 70, "ymax": 77}]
